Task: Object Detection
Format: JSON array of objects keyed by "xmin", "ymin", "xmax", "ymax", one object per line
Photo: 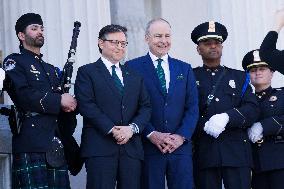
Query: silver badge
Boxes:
[
  {"xmin": 269, "ymin": 96, "xmax": 277, "ymax": 102},
  {"xmin": 229, "ymin": 80, "xmax": 236, "ymax": 88},
  {"xmin": 253, "ymin": 50, "xmax": 261, "ymax": 62}
]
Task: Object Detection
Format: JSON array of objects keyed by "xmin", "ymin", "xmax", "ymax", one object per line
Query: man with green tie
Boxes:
[{"xmin": 75, "ymin": 24, "xmax": 151, "ymax": 189}]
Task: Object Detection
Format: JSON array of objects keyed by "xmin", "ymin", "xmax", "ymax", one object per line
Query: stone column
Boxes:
[{"xmin": 110, "ymin": 0, "xmax": 150, "ymax": 60}]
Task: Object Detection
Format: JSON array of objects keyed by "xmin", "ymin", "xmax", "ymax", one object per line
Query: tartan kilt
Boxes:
[{"xmin": 12, "ymin": 152, "xmax": 70, "ymax": 189}]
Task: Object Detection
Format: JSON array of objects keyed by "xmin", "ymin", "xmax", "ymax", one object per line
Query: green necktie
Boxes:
[
  {"xmin": 156, "ymin": 58, "xmax": 167, "ymax": 95},
  {"xmin": 111, "ymin": 65, "xmax": 123, "ymax": 95}
]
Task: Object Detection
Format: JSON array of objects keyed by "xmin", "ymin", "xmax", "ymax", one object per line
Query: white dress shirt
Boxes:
[{"xmin": 101, "ymin": 56, "xmax": 124, "ymax": 85}]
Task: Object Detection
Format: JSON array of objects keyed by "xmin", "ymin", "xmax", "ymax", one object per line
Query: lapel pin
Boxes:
[{"xmin": 177, "ymin": 74, "xmax": 184, "ymax": 80}]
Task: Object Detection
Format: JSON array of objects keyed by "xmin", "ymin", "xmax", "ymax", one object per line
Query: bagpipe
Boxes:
[
  {"xmin": 56, "ymin": 21, "xmax": 84, "ymax": 176},
  {"xmin": 60, "ymin": 21, "xmax": 81, "ymax": 93}
]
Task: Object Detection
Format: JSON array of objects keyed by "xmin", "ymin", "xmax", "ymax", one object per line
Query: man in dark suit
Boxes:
[
  {"xmin": 191, "ymin": 21, "xmax": 260, "ymax": 189},
  {"xmin": 75, "ymin": 24, "xmax": 151, "ymax": 189},
  {"xmin": 127, "ymin": 18, "xmax": 199, "ymax": 189}
]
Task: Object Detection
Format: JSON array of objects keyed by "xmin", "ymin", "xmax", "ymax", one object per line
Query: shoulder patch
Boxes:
[{"xmin": 3, "ymin": 58, "xmax": 16, "ymax": 71}]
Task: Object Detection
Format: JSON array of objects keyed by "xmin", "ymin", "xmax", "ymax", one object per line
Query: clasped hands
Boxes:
[
  {"xmin": 112, "ymin": 126, "xmax": 134, "ymax": 145},
  {"xmin": 149, "ymin": 131, "xmax": 185, "ymax": 154},
  {"xmin": 61, "ymin": 93, "xmax": 77, "ymax": 112}
]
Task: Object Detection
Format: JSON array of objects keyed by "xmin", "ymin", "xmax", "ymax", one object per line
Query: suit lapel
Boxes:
[
  {"xmin": 96, "ymin": 58, "xmax": 122, "ymax": 99},
  {"xmin": 142, "ymin": 54, "xmax": 166, "ymax": 96},
  {"xmin": 168, "ymin": 56, "xmax": 179, "ymax": 98},
  {"xmin": 121, "ymin": 64, "xmax": 133, "ymax": 100}
]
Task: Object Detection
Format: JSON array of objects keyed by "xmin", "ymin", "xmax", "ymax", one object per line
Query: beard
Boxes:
[{"xmin": 25, "ymin": 34, "xmax": 44, "ymax": 48}]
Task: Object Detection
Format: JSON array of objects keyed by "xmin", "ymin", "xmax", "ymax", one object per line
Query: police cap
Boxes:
[
  {"xmin": 191, "ymin": 21, "xmax": 228, "ymax": 44},
  {"xmin": 15, "ymin": 13, "xmax": 43, "ymax": 34},
  {"xmin": 242, "ymin": 49, "xmax": 272, "ymax": 71}
]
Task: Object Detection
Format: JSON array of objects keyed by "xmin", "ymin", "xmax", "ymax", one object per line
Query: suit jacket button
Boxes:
[
  {"xmin": 165, "ymin": 120, "xmax": 168, "ymax": 124},
  {"xmin": 122, "ymin": 105, "xmax": 125, "ymax": 109}
]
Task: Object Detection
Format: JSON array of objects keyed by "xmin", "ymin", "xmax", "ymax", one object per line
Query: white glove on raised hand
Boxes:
[
  {"xmin": 248, "ymin": 122, "xmax": 263, "ymax": 143},
  {"xmin": 204, "ymin": 113, "xmax": 229, "ymax": 138}
]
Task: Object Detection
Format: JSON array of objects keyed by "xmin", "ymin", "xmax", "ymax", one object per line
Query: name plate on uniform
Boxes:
[{"xmin": 0, "ymin": 105, "xmax": 12, "ymax": 153}]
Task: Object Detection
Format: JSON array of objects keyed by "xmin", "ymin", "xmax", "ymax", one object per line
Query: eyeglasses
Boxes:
[{"xmin": 103, "ymin": 39, "xmax": 128, "ymax": 48}]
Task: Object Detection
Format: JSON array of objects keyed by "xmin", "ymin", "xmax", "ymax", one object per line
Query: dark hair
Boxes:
[
  {"xmin": 18, "ymin": 27, "xmax": 27, "ymax": 51},
  {"xmin": 98, "ymin": 24, "xmax": 127, "ymax": 53}
]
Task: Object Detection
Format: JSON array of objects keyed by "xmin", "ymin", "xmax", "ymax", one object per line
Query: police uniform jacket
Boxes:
[
  {"xmin": 3, "ymin": 48, "xmax": 62, "ymax": 153},
  {"xmin": 193, "ymin": 65, "xmax": 259, "ymax": 169},
  {"xmin": 252, "ymin": 87, "xmax": 284, "ymax": 172}
]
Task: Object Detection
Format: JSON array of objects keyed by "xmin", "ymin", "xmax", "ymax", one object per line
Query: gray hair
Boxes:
[{"xmin": 145, "ymin": 18, "xmax": 171, "ymax": 36}]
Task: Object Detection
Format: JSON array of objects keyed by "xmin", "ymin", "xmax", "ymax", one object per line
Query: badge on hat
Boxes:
[
  {"xmin": 253, "ymin": 50, "xmax": 261, "ymax": 62},
  {"xmin": 269, "ymin": 96, "xmax": 277, "ymax": 102},
  {"xmin": 3, "ymin": 59, "xmax": 16, "ymax": 71},
  {"xmin": 229, "ymin": 80, "xmax": 236, "ymax": 88},
  {"xmin": 208, "ymin": 21, "xmax": 216, "ymax": 32}
]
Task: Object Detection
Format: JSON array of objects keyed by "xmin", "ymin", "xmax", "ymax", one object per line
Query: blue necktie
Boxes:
[
  {"xmin": 111, "ymin": 65, "xmax": 123, "ymax": 95},
  {"xmin": 156, "ymin": 58, "xmax": 167, "ymax": 95}
]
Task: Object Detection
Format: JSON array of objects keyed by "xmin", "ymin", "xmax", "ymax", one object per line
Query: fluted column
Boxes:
[{"xmin": 110, "ymin": 0, "xmax": 149, "ymax": 60}]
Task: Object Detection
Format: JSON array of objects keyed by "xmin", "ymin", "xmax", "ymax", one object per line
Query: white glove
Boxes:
[
  {"xmin": 0, "ymin": 68, "xmax": 5, "ymax": 90},
  {"xmin": 204, "ymin": 113, "xmax": 229, "ymax": 138},
  {"xmin": 248, "ymin": 122, "xmax": 263, "ymax": 143},
  {"xmin": 204, "ymin": 121, "xmax": 222, "ymax": 138}
]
